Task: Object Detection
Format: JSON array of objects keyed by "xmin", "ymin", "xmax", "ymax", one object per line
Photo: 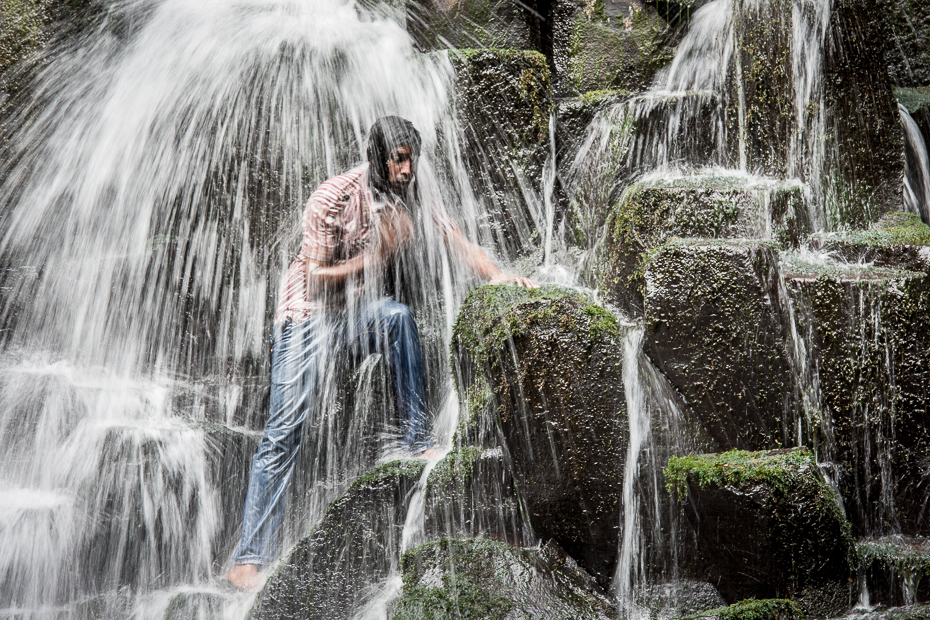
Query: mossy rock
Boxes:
[
  {"xmin": 687, "ymin": 598, "xmax": 804, "ymax": 620},
  {"xmin": 448, "ymin": 48, "xmax": 552, "ymax": 261},
  {"xmin": 451, "ymin": 284, "xmax": 627, "ymax": 586},
  {"xmin": 405, "ymin": 0, "xmax": 539, "ymax": 52},
  {"xmin": 807, "ymin": 213, "xmax": 930, "ymax": 273},
  {"xmin": 424, "ymin": 444, "xmax": 531, "ymax": 546},
  {"xmin": 555, "ymin": 88, "xmax": 630, "ymax": 158},
  {"xmin": 643, "ymin": 239, "xmax": 793, "ymax": 450},
  {"xmin": 392, "ymin": 538, "xmax": 614, "ymax": 619},
  {"xmin": 859, "ymin": 537, "xmax": 930, "ymax": 607},
  {"xmin": 250, "ymin": 459, "xmax": 426, "ymax": 620},
  {"xmin": 783, "ymin": 263, "xmax": 930, "ymax": 536},
  {"xmin": 163, "ymin": 591, "xmax": 227, "ymax": 620},
  {"xmin": 665, "ymin": 448, "xmax": 857, "ymax": 616},
  {"xmin": 634, "ymin": 581, "xmax": 726, "ymax": 620},
  {"xmin": 601, "ymin": 177, "xmax": 810, "ymax": 315},
  {"xmin": 838, "ymin": 606, "xmax": 930, "ymax": 620},
  {"xmin": 553, "ymin": 0, "xmax": 675, "ymax": 95}
]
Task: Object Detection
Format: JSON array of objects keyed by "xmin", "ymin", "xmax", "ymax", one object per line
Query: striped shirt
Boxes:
[{"xmin": 274, "ymin": 166, "xmax": 456, "ymax": 324}]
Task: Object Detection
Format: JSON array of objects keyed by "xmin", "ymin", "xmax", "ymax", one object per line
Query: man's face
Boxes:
[{"xmin": 386, "ymin": 146, "xmax": 416, "ymax": 194}]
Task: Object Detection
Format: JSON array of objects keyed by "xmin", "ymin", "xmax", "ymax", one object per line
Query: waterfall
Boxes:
[
  {"xmin": 900, "ymin": 103, "xmax": 930, "ymax": 225},
  {"xmin": 0, "ymin": 0, "xmax": 504, "ymax": 616}
]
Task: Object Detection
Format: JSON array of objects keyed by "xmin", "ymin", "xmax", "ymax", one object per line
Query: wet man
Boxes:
[{"xmin": 226, "ymin": 116, "xmax": 535, "ymax": 590}]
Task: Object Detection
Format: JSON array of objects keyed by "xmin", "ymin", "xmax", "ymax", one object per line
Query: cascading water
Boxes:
[
  {"xmin": 0, "ymin": 0, "xmax": 541, "ymax": 616},
  {"xmin": 900, "ymin": 103, "xmax": 930, "ymax": 225}
]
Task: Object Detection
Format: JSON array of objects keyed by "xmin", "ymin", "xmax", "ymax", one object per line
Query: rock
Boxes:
[
  {"xmin": 162, "ymin": 591, "xmax": 227, "ymax": 620},
  {"xmin": 689, "ymin": 599, "xmax": 805, "ymax": 620},
  {"xmin": 836, "ymin": 606, "xmax": 930, "ymax": 620},
  {"xmin": 635, "ymin": 581, "xmax": 727, "ymax": 620},
  {"xmin": 885, "ymin": 0, "xmax": 930, "ymax": 88},
  {"xmin": 724, "ymin": 0, "xmax": 902, "ymax": 227},
  {"xmin": 250, "ymin": 459, "xmax": 426, "ymax": 620},
  {"xmin": 643, "ymin": 239, "xmax": 793, "ymax": 450},
  {"xmin": 782, "ymin": 256, "xmax": 930, "ymax": 536},
  {"xmin": 424, "ymin": 445, "xmax": 531, "ymax": 546},
  {"xmin": 859, "ymin": 537, "xmax": 930, "ymax": 607},
  {"xmin": 448, "ymin": 49, "xmax": 552, "ymax": 261},
  {"xmin": 551, "ymin": 0, "xmax": 675, "ymax": 96},
  {"xmin": 601, "ymin": 176, "xmax": 810, "ymax": 315},
  {"xmin": 665, "ymin": 448, "xmax": 858, "ymax": 616},
  {"xmin": 451, "ymin": 284, "xmax": 627, "ymax": 586},
  {"xmin": 405, "ymin": 0, "xmax": 540, "ymax": 52},
  {"xmin": 391, "ymin": 538, "xmax": 614, "ymax": 619},
  {"xmin": 807, "ymin": 212, "xmax": 930, "ymax": 273}
]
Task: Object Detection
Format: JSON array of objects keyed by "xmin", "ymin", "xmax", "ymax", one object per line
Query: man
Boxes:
[{"xmin": 226, "ymin": 116, "xmax": 535, "ymax": 590}]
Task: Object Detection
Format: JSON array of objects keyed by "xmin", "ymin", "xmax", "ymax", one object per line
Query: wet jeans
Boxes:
[{"xmin": 233, "ymin": 297, "xmax": 430, "ymax": 566}]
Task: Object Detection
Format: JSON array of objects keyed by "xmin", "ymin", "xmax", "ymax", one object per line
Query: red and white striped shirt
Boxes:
[{"xmin": 273, "ymin": 166, "xmax": 456, "ymax": 324}]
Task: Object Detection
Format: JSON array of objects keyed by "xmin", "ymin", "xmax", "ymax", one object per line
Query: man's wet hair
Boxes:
[{"xmin": 367, "ymin": 116, "xmax": 422, "ymax": 200}]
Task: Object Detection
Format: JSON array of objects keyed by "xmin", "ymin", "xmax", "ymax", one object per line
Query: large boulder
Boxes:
[
  {"xmin": 689, "ymin": 599, "xmax": 804, "ymax": 620},
  {"xmin": 392, "ymin": 538, "xmax": 614, "ymax": 619},
  {"xmin": 448, "ymin": 49, "xmax": 552, "ymax": 261},
  {"xmin": 452, "ymin": 284, "xmax": 627, "ymax": 586},
  {"xmin": 250, "ymin": 459, "xmax": 426, "ymax": 620},
  {"xmin": 643, "ymin": 239, "xmax": 793, "ymax": 450},
  {"xmin": 885, "ymin": 0, "xmax": 930, "ymax": 88},
  {"xmin": 665, "ymin": 448, "xmax": 858, "ymax": 616},
  {"xmin": 783, "ymin": 224, "xmax": 930, "ymax": 536},
  {"xmin": 601, "ymin": 176, "xmax": 810, "ymax": 315}
]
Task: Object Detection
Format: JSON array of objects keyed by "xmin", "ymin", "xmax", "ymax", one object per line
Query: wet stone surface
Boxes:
[
  {"xmin": 688, "ymin": 598, "xmax": 804, "ymax": 620},
  {"xmin": 250, "ymin": 459, "xmax": 426, "ymax": 620},
  {"xmin": 643, "ymin": 239, "xmax": 793, "ymax": 450},
  {"xmin": 392, "ymin": 538, "xmax": 614, "ymax": 619},
  {"xmin": 859, "ymin": 537, "xmax": 930, "ymax": 607},
  {"xmin": 452, "ymin": 284, "xmax": 627, "ymax": 586},
  {"xmin": 666, "ymin": 448, "xmax": 858, "ymax": 616}
]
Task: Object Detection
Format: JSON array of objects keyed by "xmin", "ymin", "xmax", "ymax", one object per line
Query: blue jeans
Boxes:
[{"xmin": 233, "ymin": 297, "xmax": 430, "ymax": 565}]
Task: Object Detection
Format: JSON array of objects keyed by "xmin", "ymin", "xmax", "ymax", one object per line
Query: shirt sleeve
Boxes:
[{"xmin": 301, "ymin": 190, "xmax": 344, "ymax": 266}]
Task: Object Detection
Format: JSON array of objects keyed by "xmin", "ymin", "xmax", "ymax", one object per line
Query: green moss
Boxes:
[
  {"xmin": 688, "ymin": 599, "xmax": 805, "ymax": 620},
  {"xmin": 858, "ymin": 540, "xmax": 930, "ymax": 579},
  {"xmin": 579, "ymin": 88, "xmax": 630, "ymax": 104},
  {"xmin": 427, "ymin": 445, "xmax": 483, "ymax": 487},
  {"xmin": 348, "ymin": 459, "xmax": 425, "ymax": 491},
  {"xmin": 0, "ymin": 0, "xmax": 47, "ymax": 72},
  {"xmin": 665, "ymin": 448, "xmax": 817, "ymax": 500},
  {"xmin": 895, "ymin": 87, "xmax": 930, "ymax": 115}
]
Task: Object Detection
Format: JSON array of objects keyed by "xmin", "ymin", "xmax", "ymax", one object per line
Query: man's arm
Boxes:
[
  {"xmin": 445, "ymin": 228, "xmax": 537, "ymax": 288},
  {"xmin": 306, "ymin": 205, "xmax": 413, "ymax": 295}
]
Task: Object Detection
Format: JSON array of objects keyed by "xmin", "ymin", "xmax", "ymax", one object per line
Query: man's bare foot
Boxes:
[
  {"xmin": 226, "ymin": 563, "xmax": 263, "ymax": 592},
  {"xmin": 418, "ymin": 448, "xmax": 439, "ymax": 460}
]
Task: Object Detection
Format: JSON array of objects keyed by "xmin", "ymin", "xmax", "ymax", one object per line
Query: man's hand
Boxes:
[{"xmin": 489, "ymin": 274, "xmax": 538, "ymax": 289}]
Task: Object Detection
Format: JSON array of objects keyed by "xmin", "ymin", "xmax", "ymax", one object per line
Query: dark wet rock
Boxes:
[
  {"xmin": 836, "ymin": 607, "xmax": 930, "ymax": 620},
  {"xmin": 550, "ymin": 0, "xmax": 674, "ymax": 96},
  {"xmin": 665, "ymin": 448, "xmax": 858, "ymax": 616},
  {"xmin": 885, "ymin": 0, "xmax": 930, "ymax": 88},
  {"xmin": 555, "ymin": 88, "xmax": 630, "ymax": 159},
  {"xmin": 783, "ymin": 261, "xmax": 930, "ymax": 536},
  {"xmin": 807, "ymin": 212, "xmax": 930, "ymax": 274},
  {"xmin": 688, "ymin": 599, "xmax": 804, "ymax": 620},
  {"xmin": 643, "ymin": 239, "xmax": 793, "ymax": 450},
  {"xmin": 424, "ymin": 445, "xmax": 532, "ymax": 546},
  {"xmin": 250, "ymin": 459, "xmax": 426, "ymax": 620},
  {"xmin": 163, "ymin": 590, "xmax": 226, "ymax": 620},
  {"xmin": 635, "ymin": 581, "xmax": 727, "ymax": 620},
  {"xmin": 601, "ymin": 177, "xmax": 809, "ymax": 315},
  {"xmin": 452, "ymin": 284, "xmax": 627, "ymax": 586},
  {"xmin": 859, "ymin": 537, "xmax": 930, "ymax": 607},
  {"xmin": 171, "ymin": 376, "xmax": 269, "ymax": 432},
  {"xmin": 448, "ymin": 49, "xmax": 552, "ymax": 261},
  {"xmin": 725, "ymin": 0, "xmax": 902, "ymax": 226},
  {"xmin": 405, "ymin": 0, "xmax": 540, "ymax": 52},
  {"xmin": 392, "ymin": 538, "xmax": 614, "ymax": 619}
]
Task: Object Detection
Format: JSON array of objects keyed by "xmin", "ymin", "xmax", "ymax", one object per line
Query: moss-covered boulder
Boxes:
[
  {"xmin": 601, "ymin": 176, "xmax": 809, "ymax": 315},
  {"xmin": 688, "ymin": 598, "xmax": 804, "ymax": 620},
  {"xmin": 424, "ymin": 444, "xmax": 531, "ymax": 546},
  {"xmin": 250, "ymin": 459, "xmax": 426, "ymax": 620},
  {"xmin": 859, "ymin": 537, "xmax": 930, "ymax": 607},
  {"xmin": 392, "ymin": 538, "xmax": 614, "ymax": 619},
  {"xmin": 783, "ymin": 257, "xmax": 930, "ymax": 536},
  {"xmin": 448, "ymin": 49, "xmax": 552, "ymax": 261},
  {"xmin": 807, "ymin": 212, "xmax": 930, "ymax": 273},
  {"xmin": 643, "ymin": 239, "xmax": 793, "ymax": 450},
  {"xmin": 551, "ymin": 0, "xmax": 674, "ymax": 96},
  {"xmin": 451, "ymin": 284, "xmax": 627, "ymax": 585},
  {"xmin": 665, "ymin": 449, "xmax": 857, "ymax": 616}
]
